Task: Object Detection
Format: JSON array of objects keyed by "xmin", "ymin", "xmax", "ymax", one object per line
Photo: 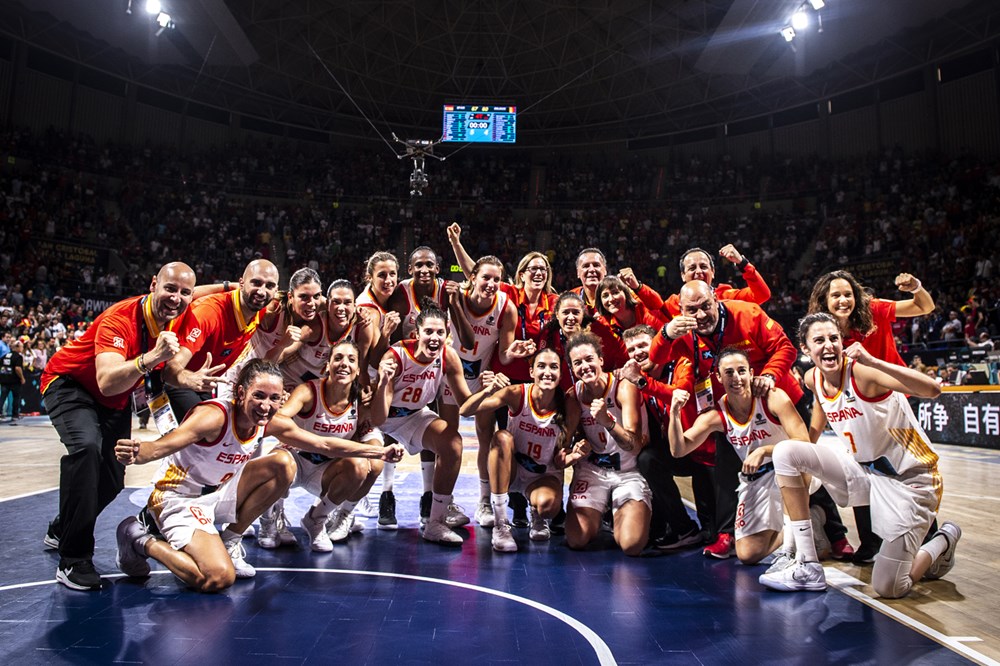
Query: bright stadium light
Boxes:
[
  {"xmin": 791, "ymin": 9, "xmax": 810, "ymax": 31},
  {"xmin": 808, "ymin": 0, "xmax": 826, "ymax": 9},
  {"xmin": 145, "ymin": 0, "xmax": 161, "ymax": 15},
  {"xmin": 780, "ymin": 26, "xmax": 796, "ymax": 42}
]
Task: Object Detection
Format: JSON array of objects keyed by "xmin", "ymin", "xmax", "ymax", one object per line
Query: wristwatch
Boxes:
[{"xmin": 635, "ymin": 375, "xmax": 648, "ymax": 390}]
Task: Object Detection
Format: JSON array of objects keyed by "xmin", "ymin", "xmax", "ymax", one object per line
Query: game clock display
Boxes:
[{"xmin": 442, "ymin": 105, "xmax": 516, "ymax": 143}]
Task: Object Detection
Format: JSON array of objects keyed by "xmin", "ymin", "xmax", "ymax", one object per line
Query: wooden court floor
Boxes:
[{"xmin": 1, "ymin": 415, "xmax": 997, "ymax": 665}]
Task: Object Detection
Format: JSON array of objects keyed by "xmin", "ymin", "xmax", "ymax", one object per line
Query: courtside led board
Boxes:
[{"xmin": 442, "ymin": 105, "xmax": 516, "ymax": 143}]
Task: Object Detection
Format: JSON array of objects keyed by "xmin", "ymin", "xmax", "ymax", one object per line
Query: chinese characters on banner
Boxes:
[{"xmin": 913, "ymin": 392, "xmax": 1000, "ymax": 448}]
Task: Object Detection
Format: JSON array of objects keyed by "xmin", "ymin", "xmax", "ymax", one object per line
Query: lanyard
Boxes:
[
  {"xmin": 691, "ymin": 303, "xmax": 727, "ymax": 381},
  {"xmin": 136, "ymin": 296, "xmax": 164, "ymax": 394}
]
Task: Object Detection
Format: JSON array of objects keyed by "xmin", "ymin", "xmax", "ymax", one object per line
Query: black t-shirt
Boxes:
[{"xmin": 0, "ymin": 351, "xmax": 23, "ymax": 384}]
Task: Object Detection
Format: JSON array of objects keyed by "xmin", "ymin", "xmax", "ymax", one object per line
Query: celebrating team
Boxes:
[{"xmin": 40, "ymin": 225, "xmax": 960, "ymax": 598}]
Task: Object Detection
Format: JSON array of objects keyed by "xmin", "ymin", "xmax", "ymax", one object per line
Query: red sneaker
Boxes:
[
  {"xmin": 831, "ymin": 537, "xmax": 855, "ymax": 560},
  {"xmin": 702, "ymin": 533, "xmax": 735, "ymax": 559}
]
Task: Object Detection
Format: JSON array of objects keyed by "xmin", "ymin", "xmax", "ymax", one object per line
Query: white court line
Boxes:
[
  {"xmin": 825, "ymin": 569, "xmax": 999, "ymax": 666},
  {"xmin": 0, "ymin": 487, "xmax": 57, "ymax": 503},
  {"xmin": 0, "ymin": 569, "xmax": 618, "ymax": 665}
]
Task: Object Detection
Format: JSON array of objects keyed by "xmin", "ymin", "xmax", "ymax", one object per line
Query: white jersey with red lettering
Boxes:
[
  {"xmin": 574, "ymin": 373, "xmax": 646, "ymax": 473},
  {"xmin": 149, "ymin": 399, "xmax": 263, "ymax": 498},
  {"xmin": 508, "ymin": 384, "xmax": 563, "ymax": 475},
  {"xmin": 450, "ymin": 290, "xmax": 508, "ymax": 380},
  {"xmin": 718, "ymin": 395, "xmax": 788, "ymax": 463},
  {"xmin": 281, "ymin": 314, "xmax": 331, "ymax": 390},
  {"xmin": 814, "ymin": 358, "xmax": 939, "ymax": 478},
  {"xmin": 398, "ymin": 278, "xmax": 446, "ymax": 340},
  {"xmin": 283, "ymin": 378, "xmax": 380, "ymax": 462},
  {"xmin": 387, "ymin": 339, "xmax": 447, "ymax": 417}
]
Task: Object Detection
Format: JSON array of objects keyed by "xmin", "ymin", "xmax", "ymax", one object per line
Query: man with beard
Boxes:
[
  {"xmin": 40, "ymin": 262, "xmax": 198, "ymax": 590},
  {"xmin": 164, "ymin": 260, "xmax": 280, "ymax": 420}
]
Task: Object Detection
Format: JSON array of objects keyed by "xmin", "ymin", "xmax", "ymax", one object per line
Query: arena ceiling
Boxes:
[{"xmin": 2, "ymin": 0, "xmax": 998, "ymax": 147}]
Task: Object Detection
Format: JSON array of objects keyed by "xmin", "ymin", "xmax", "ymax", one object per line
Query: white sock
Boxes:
[
  {"xmin": 339, "ymin": 500, "xmax": 358, "ymax": 514},
  {"xmin": 491, "ymin": 493, "xmax": 510, "ymax": 524},
  {"xmin": 792, "ymin": 519, "xmax": 819, "ymax": 562},
  {"xmin": 919, "ymin": 532, "xmax": 950, "ymax": 562},
  {"xmin": 479, "ymin": 478, "xmax": 491, "ymax": 501},
  {"xmin": 382, "ymin": 462, "xmax": 396, "ymax": 492},
  {"xmin": 429, "ymin": 493, "xmax": 453, "ymax": 522},
  {"xmin": 311, "ymin": 496, "xmax": 338, "ymax": 520},
  {"xmin": 421, "ymin": 461, "xmax": 435, "ymax": 493},
  {"xmin": 781, "ymin": 515, "xmax": 796, "ymax": 554}
]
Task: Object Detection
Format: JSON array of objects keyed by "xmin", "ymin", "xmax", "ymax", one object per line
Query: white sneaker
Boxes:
[
  {"xmin": 445, "ymin": 503, "xmax": 471, "ymax": 528},
  {"xmin": 115, "ymin": 516, "xmax": 151, "ymax": 577},
  {"xmin": 325, "ymin": 509, "xmax": 357, "ymax": 544},
  {"xmin": 925, "ymin": 521, "xmax": 961, "ymax": 580},
  {"xmin": 224, "ymin": 538, "xmax": 256, "ymax": 578},
  {"xmin": 474, "ymin": 499, "xmax": 495, "ymax": 528},
  {"xmin": 810, "ymin": 505, "xmax": 831, "ymax": 560},
  {"xmin": 759, "ymin": 560, "xmax": 826, "ymax": 592},
  {"xmin": 257, "ymin": 503, "xmax": 281, "ymax": 549},
  {"xmin": 242, "ymin": 524, "xmax": 256, "ymax": 538},
  {"xmin": 528, "ymin": 507, "xmax": 550, "ymax": 542},
  {"xmin": 764, "ymin": 550, "xmax": 796, "ymax": 575},
  {"xmin": 423, "ymin": 518, "xmax": 464, "ymax": 545},
  {"xmin": 301, "ymin": 511, "xmax": 334, "ymax": 552},
  {"xmin": 492, "ymin": 520, "xmax": 518, "ymax": 552},
  {"xmin": 276, "ymin": 507, "xmax": 297, "ymax": 546}
]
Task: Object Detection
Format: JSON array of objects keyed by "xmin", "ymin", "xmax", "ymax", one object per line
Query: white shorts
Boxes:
[
  {"xmin": 510, "ymin": 466, "xmax": 563, "ymax": 496},
  {"xmin": 281, "ymin": 428, "xmax": 384, "ymax": 497},
  {"xmin": 734, "ymin": 469, "xmax": 783, "ymax": 540},
  {"xmin": 806, "ymin": 441, "xmax": 941, "ymax": 549},
  {"xmin": 568, "ymin": 462, "xmax": 651, "ymax": 514},
  {"xmin": 382, "ymin": 407, "xmax": 439, "ymax": 455},
  {"xmin": 441, "ymin": 375, "xmax": 482, "ymax": 406},
  {"xmin": 146, "ymin": 468, "xmax": 244, "ymax": 551}
]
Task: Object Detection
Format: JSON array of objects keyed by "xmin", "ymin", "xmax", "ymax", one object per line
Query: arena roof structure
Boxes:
[{"xmin": 1, "ymin": 0, "xmax": 997, "ymax": 147}]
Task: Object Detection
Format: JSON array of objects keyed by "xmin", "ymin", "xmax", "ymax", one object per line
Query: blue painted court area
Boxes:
[{"xmin": 0, "ymin": 481, "xmax": 973, "ymax": 664}]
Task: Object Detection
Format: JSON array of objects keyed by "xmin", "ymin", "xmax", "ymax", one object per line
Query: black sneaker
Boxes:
[
  {"xmin": 56, "ymin": 559, "xmax": 102, "ymax": 591},
  {"xmin": 419, "ymin": 491, "xmax": 431, "ymax": 527},
  {"xmin": 656, "ymin": 525, "xmax": 704, "ymax": 552},
  {"xmin": 549, "ymin": 507, "xmax": 566, "ymax": 535},
  {"xmin": 852, "ymin": 539, "xmax": 881, "ymax": 565},
  {"xmin": 378, "ymin": 490, "xmax": 398, "ymax": 530},
  {"xmin": 510, "ymin": 492, "xmax": 529, "ymax": 528},
  {"xmin": 44, "ymin": 518, "xmax": 61, "ymax": 550}
]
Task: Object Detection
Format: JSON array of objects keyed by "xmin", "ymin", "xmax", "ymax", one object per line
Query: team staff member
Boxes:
[
  {"xmin": 571, "ymin": 248, "xmax": 608, "ymax": 316},
  {"xmin": 40, "ymin": 262, "xmax": 198, "ymax": 590},
  {"xmin": 648, "ymin": 280, "xmax": 800, "ymax": 559},
  {"xmin": 164, "ymin": 259, "xmax": 280, "ymax": 419},
  {"xmin": 622, "ymin": 245, "xmax": 771, "ymax": 321}
]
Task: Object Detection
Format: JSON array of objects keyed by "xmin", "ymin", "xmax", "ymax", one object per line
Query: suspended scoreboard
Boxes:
[{"xmin": 442, "ymin": 105, "xmax": 517, "ymax": 143}]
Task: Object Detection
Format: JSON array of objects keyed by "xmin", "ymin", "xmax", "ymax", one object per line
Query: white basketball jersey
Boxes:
[
  {"xmin": 151, "ymin": 399, "xmax": 263, "ymax": 495},
  {"xmin": 399, "ymin": 278, "xmax": 446, "ymax": 340},
  {"xmin": 450, "ymin": 290, "xmax": 508, "ymax": 379},
  {"xmin": 357, "ymin": 285, "xmax": 389, "ymax": 320},
  {"xmin": 388, "ymin": 340, "xmax": 446, "ymax": 416},
  {"xmin": 718, "ymin": 395, "xmax": 788, "ymax": 463},
  {"xmin": 575, "ymin": 373, "xmax": 645, "ymax": 473},
  {"xmin": 281, "ymin": 315, "xmax": 331, "ymax": 389},
  {"xmin": 508, "ymin": 384, "xmax": 563, "ymax": 474},
  {"xmin": 815, "ymin": 359, "xmax": 939, "ymax": 477},
  {"xmin": 288, "ymin": 378, "xmax": 378, "ymax": 463}
]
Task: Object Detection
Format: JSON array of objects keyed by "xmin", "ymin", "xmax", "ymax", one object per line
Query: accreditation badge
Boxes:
[
  {"xmin": 694, "ymin": 376, "xmax": 714, "ymax": 413},
  {"xmin": 148, "ymin": 391, "xmax": 179, "ymax": 435}
]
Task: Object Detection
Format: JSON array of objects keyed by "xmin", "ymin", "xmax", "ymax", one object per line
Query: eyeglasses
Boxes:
[{"xmin": 524, "ymin": 266, "xmax": 548, "ymax": 274}]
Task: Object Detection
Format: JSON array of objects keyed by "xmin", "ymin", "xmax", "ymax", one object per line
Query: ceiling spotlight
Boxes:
[
  {"xmin": 791, "ymin": 10, "xmax": 810, "ymax": 31},
  {"xmin": 808, "ymin": 0, "xmax": 825, "ymax": 9},
  {"xmin": 145, "ymin": 0, "xmax": 161, "ymax": 15},
  {"xmin": 780, "ymin": 26, "xmax": 796, "ymax": 42},
  {"xmin": 156, "ymin": 12, "xmax": 172, "ymax": 28}
]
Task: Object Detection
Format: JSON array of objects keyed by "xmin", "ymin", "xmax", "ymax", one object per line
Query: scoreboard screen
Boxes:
[{"xmin": 442, "ymin": 105, "xmax": 516, "ymax": 143}]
